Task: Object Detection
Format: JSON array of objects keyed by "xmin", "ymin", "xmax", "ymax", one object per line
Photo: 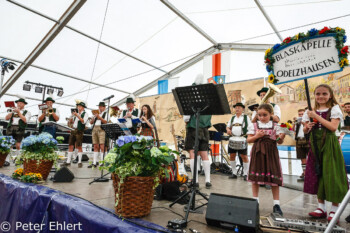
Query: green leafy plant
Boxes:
[{"xmin": 0, "ymin": 136, "xmax": 15, "ymax": 154}]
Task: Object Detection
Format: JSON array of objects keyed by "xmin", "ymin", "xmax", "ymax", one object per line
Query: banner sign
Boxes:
[{"xmin": 265, "ymin": 27, "xmax": 349, "ymax": 84}]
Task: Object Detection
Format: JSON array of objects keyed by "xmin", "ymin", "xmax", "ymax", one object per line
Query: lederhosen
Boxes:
[
  {"xmin": 295, "ymin": 122, "xmax": 310, "ymax": 159},
  {"xmin": 7, "ymin": 110, "xmax": 27, "ymax": 143},
  {"xmin": 248, "ymin": 121, "xmax": 283, "ymax": 186},
  {"xmin": 68, "ymin": 111, "xmax": 86, "ymax": 147},
  {"xmin": 122, "ymin": 109, "xmax": 139, "ymax": 135},
  {"xmin": 92, "ymin": 112, "xmax": 107, "ymax": 145},
  {"xmin": 228, "ymin": 115, "xmax": 248, "ymax": 155}
]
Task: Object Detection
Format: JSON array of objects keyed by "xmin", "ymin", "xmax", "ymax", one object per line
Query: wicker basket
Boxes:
[
  {"xmin": 0, "ymin": 153, "xmax": 9, "ymax": 168},
  {"xmin": 23, "ymin": 159, "xmax": 54, "ymax": 180},
  {"xmin": 112, "ymin": 174, "xmax": 155, "ymax": 218}
]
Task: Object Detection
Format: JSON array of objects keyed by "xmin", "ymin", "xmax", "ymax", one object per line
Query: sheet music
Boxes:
[{"xmin": 41, "ymin": 122, "xmax": 73, "ymax": 132}]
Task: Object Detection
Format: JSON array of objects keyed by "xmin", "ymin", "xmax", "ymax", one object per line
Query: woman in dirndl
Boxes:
[{"xmin": 139, "ymin": 104, "xmax": 155, "ymax": 137}]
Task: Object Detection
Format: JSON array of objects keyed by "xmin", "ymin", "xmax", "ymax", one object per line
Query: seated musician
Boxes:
[{"xmin": 226, "ymin": 102, "xmax": 252, "ymax": 181}]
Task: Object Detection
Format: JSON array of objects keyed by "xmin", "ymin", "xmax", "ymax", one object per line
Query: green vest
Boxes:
[
  {"xmin": 230, "ymin": 114, "xmax": 248, "ymax": 137},
  {"xmin": 8, "ymin": 110, "xmax": 28, "ymax": 130},
  {"xmin": 39, "ymin": 108, "xmax": 57, "ymax": 128},
  {"xmin": 187, "ymin": 115, "xmax": 212, "ymax": 129},
  {"xmin": 76, "ymin": 111, "xmax": 86, "ymax": 131}
]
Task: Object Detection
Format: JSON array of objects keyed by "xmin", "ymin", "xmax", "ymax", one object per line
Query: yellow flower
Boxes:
[
  {"xmin": 339, "ymin": 58, "xmax": 349, "ymax": 68},
  {"xmin": 336, "ymin": 27, "xmax": 342, "ymax": 31},
  {"xmin": 268, "ymin": 74, "xmax": 275, "ymax": 83},
  {"xmin": 295, "ymin": 33, "xmax": 299, "ymax": 40},
  {"xmin": 265, "ymin": 48, "xmax": 271, "ymax": 56}
]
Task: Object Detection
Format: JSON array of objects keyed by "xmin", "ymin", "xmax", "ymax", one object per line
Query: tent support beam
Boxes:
[
  {"xmin": 0, "ymin": 55, "xmax": 131, "ymax": 95},
  {"xmin": 1, "ymin": 0, "xmax": 87, "ymax": 97},
  {"xmin": 160, "ymin": 0, "xmax": 217, "ymax": 45},
  {"xmin": 113, "ymin": 46, "xmax": 218, "ymax": 106},
  {"xmin": 254, "ymin": 0, "xmax": 283, "ymax": 42},
  {"xmin": 6, "ymin": 0, "xmax": 168, "ymax": 74},
  {"xmin": 219, "ymin": 43, "xmax": 274, "ymax": 52}
]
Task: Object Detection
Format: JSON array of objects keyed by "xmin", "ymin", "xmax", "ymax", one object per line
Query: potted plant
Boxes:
[
  {"xmin": 12, "ymin": 168, "xmax": 43, "ymax": 183},
  {"xmin": 100, "ymin": 135, "xmax": 176, "ymax": 218},
  {"xmin": 0, "ymin": 136, "xmax": 15, "ymax": 167},
  {"xmin": 16, "ymin": 132, "xmax": 59, "ymax": 180}
]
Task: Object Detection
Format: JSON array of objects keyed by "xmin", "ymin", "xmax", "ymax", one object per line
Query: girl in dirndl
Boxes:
[
  {"xmin": 139, "ymin": 104, "xmax": 155, "ymax": 137},
  {"xmin": 302, "ymin": 84, "xmax": 347, "ymax": 223},
  {"xmin": 247, "ymin": 104, "xmax": 285, "ymax": 216}
]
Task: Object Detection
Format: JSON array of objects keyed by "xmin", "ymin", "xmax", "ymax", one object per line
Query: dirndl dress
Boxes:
[
  {"xmin": 140, "ymin": 122, "xmax": 154, "ymax": 137},
  {"xmin": 303, "ymin": 109, "xmax": 348, "ymax": 203},
  {"xmin": 248, "ymin": 121, "xmax": 283, "ymax": 186}
]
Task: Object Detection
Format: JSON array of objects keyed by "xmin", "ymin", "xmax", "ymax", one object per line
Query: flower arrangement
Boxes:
[
  {"xmin": 56, "ymin": 136, "xmax": 64, "ymax": 144},
  {"xmin": 12, "ymin": 168, "xmax": 43, "ymax": 183},
  {"xmin": 265, "ymin": 26, "xmax": 349, "ymax": 84},
  {"xmin": 101, "ymin": 135, "xmax": 177, "ymax": 208},
  {"xmin": 101, "ymin": 135, "xmax": 176, "ymax": 181},
  {"xmin": 279, "ymin": 122, "xmax": 294, "ymax": 137},
  {"xmin": 16, "ymin": 132, "xmax": 59, "ymax": 167},
  {"xmin": 0, "ymin": 136, "xmax": 15, "ymax": 154}
]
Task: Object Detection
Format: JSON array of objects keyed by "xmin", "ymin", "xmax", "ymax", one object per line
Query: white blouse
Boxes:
[{"xmin": 247, "ymin": 121, "xmax": 282, "ymax": 135}]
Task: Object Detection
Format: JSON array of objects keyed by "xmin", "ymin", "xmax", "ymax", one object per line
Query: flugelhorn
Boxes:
[
  {"xmin": 110, "ymin": 106, "xmax": 121, "ymax": 117},
  {"xmin": 260, "ymin": 83, "xmax": 282, "ymax": 105}
]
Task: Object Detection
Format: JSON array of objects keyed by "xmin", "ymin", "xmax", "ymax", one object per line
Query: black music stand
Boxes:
[
  {"xmin": 168, "ymin": 83, "xmax": 230, "ymax": 229},
  {"xmin": 89, "ymin": 123, "xmax": 126, "ymax": 184}
]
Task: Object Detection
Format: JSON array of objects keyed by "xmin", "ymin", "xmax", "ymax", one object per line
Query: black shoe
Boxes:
[
  {"xmin": 273, "ymin": 204, "xmax": 283, "ymax": 216},
  {"xmin": 243, "ymin": 175, "xmax": 248, "ymax": 181},
  {"xmin": 72, "ymin": 157, "xmax": 78, "ymax": 164},
  {"xmin": 3, "ymin": 161, "xmax": 10, "ymax": 167},
  {"xmin": 189, "ymin": 182, "xmax": 199, "ymax": 188},
  {"xmin": 88, "ymin": 164, "xmax": 97, "ymax": 168},
  {"xmin": 205, "ymin": 182, "xmax": 212, "ymax": 189},
  {"xmin": 229, "ymin": 174, "xmax": 237, "ymax": 179},
  {"xmin": 265, "ymin": 185, "xmax": 271, "ymax": 190},
  {"xmin": 345, "ymin": 214, "xmax": 350, "ymax": 223}
]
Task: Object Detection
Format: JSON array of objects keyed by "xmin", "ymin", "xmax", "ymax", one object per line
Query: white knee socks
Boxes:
[
  {"xmin": 243, "ymin": 162, "xmax": 249, "ymax": 176},
  {"xmin": 203, "ymin": 160, "xmax": 211, "ymax": 183},
  {"xmin": 67, "ymin": 152, "xmax": 73, "ymax": 163},
  {"xmin": 78, "ymin": 153, "xmax": 82, "ymax": 163},
  {"xmin": 93, "ymin": 152, "xmax": 99, "ymax": 165},
  {"xmin": 230, "ymin": 161, "xmax": 236, "ymax": 174}
]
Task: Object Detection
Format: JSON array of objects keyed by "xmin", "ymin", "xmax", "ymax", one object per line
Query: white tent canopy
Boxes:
[{"xmin": 1, "ymin": 0, "xmax": 349, "ymax": 122}]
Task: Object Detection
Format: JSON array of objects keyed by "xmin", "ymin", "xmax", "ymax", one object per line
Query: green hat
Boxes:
[
  {"xmin": 44, "ymin": 97, "xmax": 55, "ymax": 103},
  {"xmin": 126, "ymin": 97, "xmax": 135, "ymax": 103},
  {"xmin": 97, "ymin": 102, "xmax": 106, "ymax": 107},
  {"xmin": 233, "ymin": 102, "xmax": 245, "ymax": 108},
  {"xmin": 77, "ymin": 102, "xmax": 87, "ymax": 108},
  {"xmin": 15, "ymin": 98, "xmax": 27, "ymax": 105},
  {"xmin": 256, "ymin": 87, "xmax": 269, "ymax": 97}
]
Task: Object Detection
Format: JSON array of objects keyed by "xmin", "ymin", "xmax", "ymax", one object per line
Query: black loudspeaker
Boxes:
[
  {"xmin": 205, "ymin": 193, "xmax": 260, "ymax": 233},
  {"xmin": 82, "ymin": 154, "xmax": 89, "ymax": 161},
  {"xmin": 52, "ymin": 167, "xmax": 75, "ymax": 182}
]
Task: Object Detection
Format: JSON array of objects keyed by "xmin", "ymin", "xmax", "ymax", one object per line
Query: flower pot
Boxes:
[
  {"xmin": 112, "ymin": 174, "xmax": 155, "ymax": 218},
  {"xmin": 0, "ymin": 152, "xmax": 9, "ymax": 167},
  {"xmin": 23, "ymin": 159, "xmax": 53, "ymax": 180}
]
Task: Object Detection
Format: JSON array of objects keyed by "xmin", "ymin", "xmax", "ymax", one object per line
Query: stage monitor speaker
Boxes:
[
  {"xmin": 82, "ymin": 154, "xmax": 89, "ymax": 161},
  {"xmin": 52, "ymin": 167, "xmax": 74, "ymax": 182},
  {"xmin": 205, "ymin": 193, "xmax": 260, "ymax": 233}
]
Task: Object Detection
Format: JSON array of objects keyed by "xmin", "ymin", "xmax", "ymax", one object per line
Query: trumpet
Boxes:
[{"xmin": 46, "ymin": 107, "xmax": 54, "ymax": 116}]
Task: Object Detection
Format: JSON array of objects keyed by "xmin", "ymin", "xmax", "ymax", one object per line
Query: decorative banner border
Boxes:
[{"xmin": 265, "ymin": 27, "xmax": 349, "ymax": 84}]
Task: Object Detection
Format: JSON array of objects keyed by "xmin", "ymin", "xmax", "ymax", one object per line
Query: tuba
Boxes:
[{"xmin": 259, "ymin": 83, "xmax": 282, "ymax": 111}]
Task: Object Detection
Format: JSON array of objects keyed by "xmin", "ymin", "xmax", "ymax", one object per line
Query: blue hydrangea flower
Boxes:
[
  {"xmin": 308, "ymin": 28, "xmax": 318, "ymax": 36},
  {"xmin": 116, "ymin": 136, "xmax": 125, "ymax": 147}
]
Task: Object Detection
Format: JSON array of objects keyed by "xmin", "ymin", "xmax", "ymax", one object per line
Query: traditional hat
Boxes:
[
  {"xmin": 126, "ymin": 94, "xmax": 136, "ymax": 103},
  {"xmin": 77, "ymin": 101, "xmax": 87, "ymax": 108},
  {"xmin": 248, "ymin": 103, "xmax": 259, "ymax": 112},
  {"xmin": 233, "ymin": 102, "xmax": 245, "ymax": 108},
  {"xmin": 15, "ymin": 98, "xmax": 27, "ymax": 105},
  {"xmin": 44, "ymin": 97, "xmax": 55, "ymax": 103},
  {"xmin": 256, "ymin": 87, "xmax": 269, "ymax": 97},
  {"xmin": 97, "ymin": 102, "xmax": 106, "ymax": 107}
]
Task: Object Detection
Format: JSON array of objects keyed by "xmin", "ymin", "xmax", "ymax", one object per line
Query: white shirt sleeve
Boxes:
[
  {"xmin": 83, "ymin": 112, "xmax": 89, "ymax": 124},
  {"xmin": 55, "ymin": 108, "xmax": 60, "ymax": 118},
  {"xmin": 227, "ymin": 117, "xmax": 232, "ymax": 128},
  {"xmin": 273, "ymin": 104, "xmax": 281, "ymax": 120},
  {"xmin": 183, "ymin": 115, "xmax": 191, "ymax": 123},
  {"xmin": 252, "ymin": 111, "xmax": 257, "ymax": 120},
  {"xmin": 302, "ymin": 110, "xmax": 310, "ymax": 122},
  {"xmin": 247, "ymin": 123, "xmax": 255, "ymax": 135},
  {"xmin": 246, "ymin": 115, "xmax": 253, "ymax": 130},
  {"xmin": 25, "ymin": 111, "xmax": 31, "ymax": 123},
  {"xmin": 330, "ymin": 105, "xmax": 343, "ymax": 120}
]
